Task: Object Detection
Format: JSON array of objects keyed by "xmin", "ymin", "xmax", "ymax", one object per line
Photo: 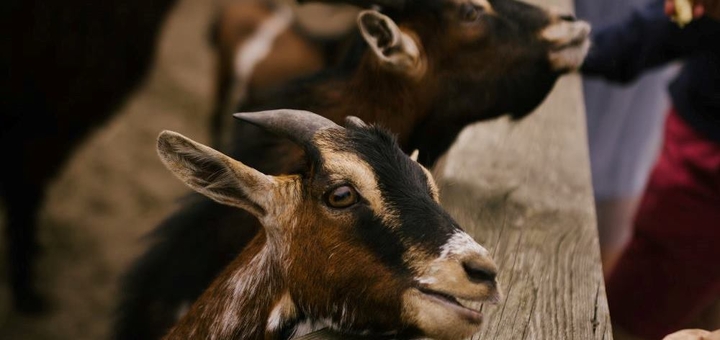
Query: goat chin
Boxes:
[{"xmin": 403, "ymin": 289, "xmax": 486, "ymax": 340}]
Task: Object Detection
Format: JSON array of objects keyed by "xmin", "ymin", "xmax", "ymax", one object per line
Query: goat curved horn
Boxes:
[
  {"xmin": 296, "ymin": 0, "xmax": 406, "ymax": 10},
  {"xmin": 233, "ymin": 109, "xmax": 340, "ymax": 146}
]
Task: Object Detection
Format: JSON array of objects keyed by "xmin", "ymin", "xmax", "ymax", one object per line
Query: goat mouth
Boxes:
[
  {"xmin": 551, "ymin": 31, "xmax": 590, "ymax": 51},
  {"xmin": 417, "ymin": 288, "xmax": 484, "ymax": 324},
  {"xmin": 568, "ymin": 35, "xmax": 588, "ymax": 49},
  {"xmin": 547, "ymin": 22, "xmax": 591, "ymax": 52}
]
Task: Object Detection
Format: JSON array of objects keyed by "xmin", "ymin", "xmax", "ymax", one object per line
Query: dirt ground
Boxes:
[{"xmin": 0, "ymin": 0, "xmax": 217, "ymax": 338}]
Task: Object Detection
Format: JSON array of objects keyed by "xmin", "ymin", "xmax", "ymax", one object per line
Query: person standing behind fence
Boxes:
[
  {"xmin": 581, "ymin": 0, "xmax": 720, "ymax": 339},
  {"xmin": 575, "ymin": 0, "xmax": 677, "ymax": 279}
]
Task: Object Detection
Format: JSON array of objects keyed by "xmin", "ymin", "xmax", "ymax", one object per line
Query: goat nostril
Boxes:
[
  {"xmin": 462, "ymin": 261, "xmax": 497, "ymax": 283},
  {"xmin": 560, "ymin": 14, "xmax": 577, "ymax": 22}
]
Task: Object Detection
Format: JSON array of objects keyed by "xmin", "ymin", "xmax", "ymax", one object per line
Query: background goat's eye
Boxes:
[
  {"xmin": 326, "ymin": 185, "xmax": 359, "ymax": 208},
  {"xmin": 460, "ymin": 4, "xmax": 480, "ymax": 22}
]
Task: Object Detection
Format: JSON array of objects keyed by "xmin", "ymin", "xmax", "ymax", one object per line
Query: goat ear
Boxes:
[
  {"xmin": 357, "ymin": 10, "xmax": 423, "ymax": 77},
  {"xmin": 157, "ymin": 131, "xmax": 274, "ymax": 218}
]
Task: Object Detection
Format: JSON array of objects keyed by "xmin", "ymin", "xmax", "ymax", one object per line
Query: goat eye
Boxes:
[
  {"xmin": 460, "ymin": 4, "xmax": 480, "ymax": 22},
  {"xmin": 326, "ymin": 185, "xmax": 359, "ymax": 209}
]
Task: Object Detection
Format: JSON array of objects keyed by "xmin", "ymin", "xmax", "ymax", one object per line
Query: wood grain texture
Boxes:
[
  {"xmin": 298, "ymin": 0, "xmax": 613, "ymax": 338},
  {"xmin": 440, "ymin": 76, "xmax": 612, "ymax": 340}
]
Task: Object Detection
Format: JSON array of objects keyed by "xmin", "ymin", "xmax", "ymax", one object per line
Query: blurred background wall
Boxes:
[{"xmin": 0, "ymin": 0, "xmax": 215, "ymax": 338}]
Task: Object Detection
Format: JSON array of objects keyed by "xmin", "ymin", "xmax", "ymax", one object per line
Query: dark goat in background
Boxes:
[
  {"xmin": 1, "ymin": 0, "xmax": 179, "ymax": 312},
  {"xmin": 116, "ymin": 0, "xmax": 590, "ymax": 338}
]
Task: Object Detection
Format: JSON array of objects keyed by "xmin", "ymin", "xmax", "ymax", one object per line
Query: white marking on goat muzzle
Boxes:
[
  {"xmin": 542, "ymin": 20, "xmax": 591, "ymax": 71},
  {"xmin": 415, "ymin": 231, "xmax": 494, "ymax": 285},
  {"xmin": 440, "ymin": 231, "xmax": 490, "ymax": 260}
]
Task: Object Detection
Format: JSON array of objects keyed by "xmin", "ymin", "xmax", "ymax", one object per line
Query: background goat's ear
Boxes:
[
  {"xmin": 357, "ymin": 10, "xmax": 423, "ymax": 76},
  {"xmin": 156, "ymin": 131, "xmax": 274, "ymax": 217}
]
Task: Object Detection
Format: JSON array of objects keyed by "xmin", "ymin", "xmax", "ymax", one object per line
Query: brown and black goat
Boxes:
[
  {"xmin": 208, "ymin": 0, "xmax": 591, "ymax": 163},
  {"xmin": 116, "ymin": 0, "xmax": 590, "ymax": 338},
  {"xmin": 156, "ymin": 109, "xmax": 501, "ymax": 339}
]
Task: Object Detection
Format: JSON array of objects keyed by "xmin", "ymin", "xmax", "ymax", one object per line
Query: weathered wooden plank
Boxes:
[
  {"xmin": 298, "ymin": 0, "xmax": 612, "ymax": 338},
  {"xmin": 437, "ymin": 0, "xmax": 612, "ymax": 336}
]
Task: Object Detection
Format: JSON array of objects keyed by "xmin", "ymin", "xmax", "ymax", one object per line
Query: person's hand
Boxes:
[
  {"xmin": 665, "ymin": 0, "xmax": 720, "ymax": 21},
  {"xmin": 663, "ymin": 329, "xmax": 720, "ymax": 340}
]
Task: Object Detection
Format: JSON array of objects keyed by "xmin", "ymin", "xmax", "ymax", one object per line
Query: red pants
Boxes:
[{"xmin": 606, "ymin": 109, "xmax": 720, "ymax": 339}]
